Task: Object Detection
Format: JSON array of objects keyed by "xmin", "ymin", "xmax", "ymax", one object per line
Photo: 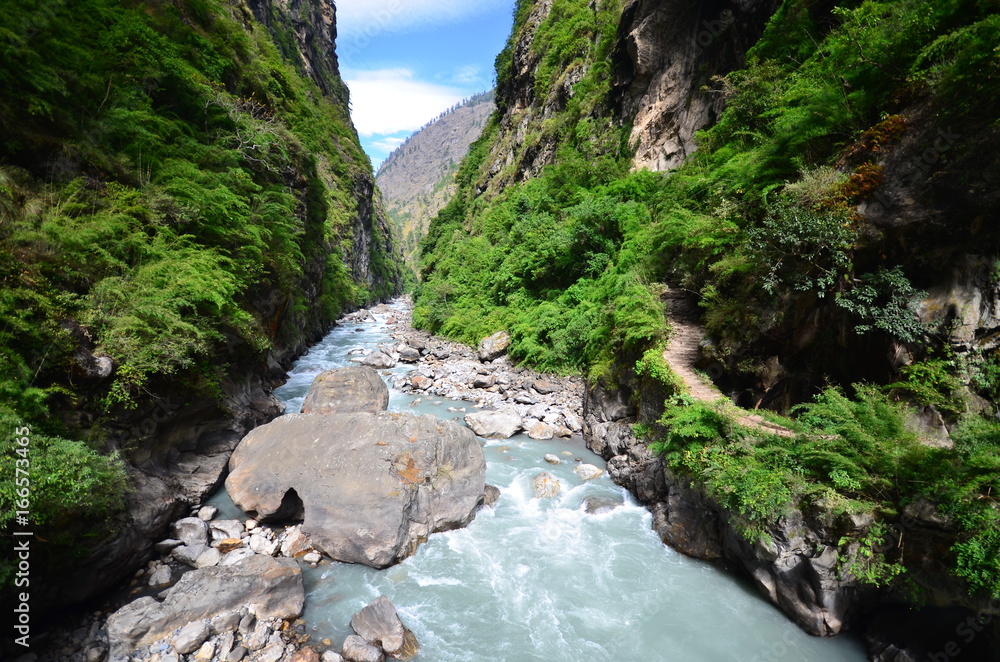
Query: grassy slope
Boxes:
[
  {"xmin": 416, "ymin": 0, "xmax": 1000, "ymax": 597},
  {"xmin": 0, "ymin": 0, "xmax": 400, "ymax": 584}
]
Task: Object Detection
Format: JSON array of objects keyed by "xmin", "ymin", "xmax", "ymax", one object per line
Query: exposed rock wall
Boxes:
[{"xmin": 610, "ymin": 0, "xmax": 779, "ymax": 171}]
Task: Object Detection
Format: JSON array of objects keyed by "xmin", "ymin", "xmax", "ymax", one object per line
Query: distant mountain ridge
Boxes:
[{"xmin": 376, "ymin": 90, "xmax": 495, "ymax": 262}]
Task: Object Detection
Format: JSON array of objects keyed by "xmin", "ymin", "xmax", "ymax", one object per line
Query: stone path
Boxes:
[{"xmin": 661, "ymin": 287, "xmax": 797, "ymax": 438}]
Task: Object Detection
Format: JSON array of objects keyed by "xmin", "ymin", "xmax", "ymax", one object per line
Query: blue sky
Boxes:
[{"xmin": 335, "ymin": 0, "xmax": 516, "ymax": 169}]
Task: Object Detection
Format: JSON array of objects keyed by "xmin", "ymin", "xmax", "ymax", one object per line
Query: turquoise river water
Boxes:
[{"xmin": 208, "ymin": 303, "xmax": 868, "ymax": 662}]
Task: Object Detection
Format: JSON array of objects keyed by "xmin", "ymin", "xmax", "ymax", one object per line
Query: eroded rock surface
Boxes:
[{"xmin": 226, "ymin": 412, "xmax": 486, "ymax": 568}]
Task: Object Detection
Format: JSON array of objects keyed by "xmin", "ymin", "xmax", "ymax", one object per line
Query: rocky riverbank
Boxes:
[{"xmin": 346, "ymin": 300, "xmax": 586, "ymax": 441}]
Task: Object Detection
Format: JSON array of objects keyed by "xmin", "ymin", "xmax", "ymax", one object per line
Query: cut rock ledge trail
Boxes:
[{"xmin": 661, "ymin": 286, "xmax": 797, "ymax": 438}]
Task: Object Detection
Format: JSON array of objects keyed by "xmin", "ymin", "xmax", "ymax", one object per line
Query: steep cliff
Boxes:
[
  {"xmin": 416, "ymin": 0, "xmax": 1000, "ymax": 657},
  {"xmin": 377, "ymin": 91, "xmax": 495, "ymax": 262},
  {"xmin": 0, "ymin": 0, "xmax": 401, "ymax": 611}
]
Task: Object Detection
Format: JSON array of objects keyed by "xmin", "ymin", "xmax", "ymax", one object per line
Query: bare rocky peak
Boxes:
[{"xmin": 376, "ymin": 92, "xmax": 496, "ymax": 259}]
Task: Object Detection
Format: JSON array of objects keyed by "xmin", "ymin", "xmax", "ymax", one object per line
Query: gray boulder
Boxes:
[
  {"xmin": 477, "ymin": 331, "xmax": 511, "ymax": 361},
  {"xmin": 172, "ymin": 621, "xmax": 211, "ymax": 655},
  {"xmin": 463, "ymin": 410, "xmax": 522, "ymax": 439},
  {"xmin": 397, "ymin": 346, "xmax": 421, "ymax": 363},
  {"xmin": 361, "ymin": 351, "xmax": 397, "ymax": 369},
  {"xmin": 301, "ymin": 367, "xmax": 389, "ymax": 415},
  {"xmin": 173, "ymin": 517, "xmax": 209, "ymax": 547},
  {"xmin": 226, "ymin": 412, "xmax": 486, "ymax": 568},
  {"xmin": 342, "ymin": 635, "xmax": 383, "ymax": 662},
  {"xmin": 350, "ymin": 596, "xmax": 415, "ymax": 659},
  {"xmin": 107, "ymin": 555, "xmax": 303, "ymax": 658}
]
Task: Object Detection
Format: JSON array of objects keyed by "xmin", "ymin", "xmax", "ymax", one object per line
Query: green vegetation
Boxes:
[
  {"xmin": 0, "ymin": 0, "xmax": 400, "ymax": 586},
  {"xmin": 416, "ymin": 0, "xmax": 1000, "ymax": 595}
]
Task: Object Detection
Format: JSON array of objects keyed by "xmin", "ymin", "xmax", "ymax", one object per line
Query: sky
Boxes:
[{"xmin": 335, "ymin": 0, "xmax": 516, "ymax": 170}]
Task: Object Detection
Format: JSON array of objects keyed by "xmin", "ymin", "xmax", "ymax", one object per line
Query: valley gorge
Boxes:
[{"xmin": 3, "ymin": 1, "xmax": 1000, "ymax": 661}]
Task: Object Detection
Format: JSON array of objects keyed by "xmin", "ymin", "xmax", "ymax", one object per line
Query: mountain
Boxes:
[
  {"xmin": 376, "ymin": 91, "xmax": 495, "ymax": 262},
  {"xmin": 415, "ymin": 0, "xmax": 1000, "ymax": 655},
  {"xmin": 0, "ymin": 0, "xmax": 402, "ymax": 610}
]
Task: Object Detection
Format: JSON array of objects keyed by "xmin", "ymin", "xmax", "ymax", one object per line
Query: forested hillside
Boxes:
[
  {"xmin": 0, "ymin": 0, "xmax": 401, "ymax": 604},
  {"xmin": 415, "ymin": 0, "xmax": 1000, "ymax": 644},
  {"xmin": 377, "ymin": 91, "xmax": 495, "ymax": 264}
]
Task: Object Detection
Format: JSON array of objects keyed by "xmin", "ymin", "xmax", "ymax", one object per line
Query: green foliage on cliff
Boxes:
[
  {"xmin": 0, "ymin": 0, "xmax": 400, "ymax": 586},
  {"xmin": 416, "ymin": 0, "xmax": 1000, "ymax": 595}
]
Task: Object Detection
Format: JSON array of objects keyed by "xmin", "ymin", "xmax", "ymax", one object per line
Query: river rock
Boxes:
[
  {"xmin": 226, "ymin": 412, "xmax": 486, "ymax": 568},
  {"xmin": 574, "ymin": 464, "xmax": 604, "ymax": 481},
  {"xmin": 173, "ymin": 518, "xmax": 209, "ymax": 547},
  {"xmin": 410, "ymin": 375, "xmax": 432, "ymax": 390},
  {"xmin": 362, "ymin": 351, "xmax": 397, "ymax": 369},
  {"xmin": 482, "ymin": 485, "xmax": 501, "ymax": 508},
  {"xmin": 198, "ymin": 506, "xmax": 218, "ymax": 521},
  {"xmin": 473, "ymin": 375, "xmax": 496, "ymax": 389},
  {"xmin": 584, "ymin": 497, "xmax": 621, "ymax": 514},
  {"xmin": 148, "ymin": 565, "xmax": 172, "ymax": 588},
  {"xmin": 532, "ymin": 380, "xmax": 559, "ymax": 395},
  {"xmin": 397, "ymin": 346, "xmax": 421, "ymax": 363},
  {"xmin": 526, "ymin": 419, "xmax": 555, "ymax": 440},
  {"xmin": 341, "ymin": 635, "xmax": 384, "ymax": 662},
  {"xmin": 210, "ymin": 519, "xmax": 245, "ymax": 541},
  {"xmin": 563, "ymin": 411, "xmax": 583, "ymax": 432},
  {"xmin": 301, "ymin": 367, "xmax": 389, "ymax": 415},
  {"xmin": 107, "ymin": 555, "xmax": 303, "ymax": 658},
  {"xmin": 464, "ymin": 410, "xmax": 522, "ymax": 439},
  {"xmin": 172, "ymin": 621, "xmax": 212, "ymax": 655},
  {"xmin": 477, "ymin": 331, "xmax": 511, "ymax": 361},
  {"xmin": 533, "ymin": 472, "xmax": 561, "ymax": 498},
  {"xmin": 544, "ymin": 454, "xmax": 561, "ymax": 465},
  {"xmin": 322, "ymin": 652, "xmax": 345, "ymax": 662},
  {"xmin": 281, "ymin": 525, "xmax": 312, "ymax": 558},
  {"xmin": 350, "ymin": 596, "xmax": 406, "ymax": 657},
  {"xmin": 195, "ymin": 547, "xmax": 221, "ymax": 568},
  {"xmin": 173, "ymin": 543, "xmax": 209, "ymax": 567}
]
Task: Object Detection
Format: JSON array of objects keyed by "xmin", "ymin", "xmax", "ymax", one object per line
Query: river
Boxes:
[{"xmin": 208, "ymin": 301, "xmax": 868, "ymax": 662}]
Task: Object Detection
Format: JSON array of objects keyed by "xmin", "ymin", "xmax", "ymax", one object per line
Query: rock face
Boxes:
[
  {"xmin": 463, "ymin": 410, "xmax": 522, "ymax": 439},
  {"xmin": 107, "ymin": 555, "xmax": 303, "ymax": 658},
  {"xmin": 226, "ymin": 412, "xmax": 486, "ymax": 568},
  {"xmin": 477, "ymin": 331, "xmax": 511, "ymax": 361},
  {"xmin": 301, "ymin": 367, "xmax": 389, "ymax": 415},
  {"xmin": 611, "ymin": 0, "xmax": 779, "ymax": 171}
]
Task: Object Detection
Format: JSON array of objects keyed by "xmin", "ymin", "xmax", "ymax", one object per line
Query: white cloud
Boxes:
[
  {"xmin": 450, "ymin": 65, "xmax": 484, "ymax": 86},
  {"xmin": 345, "ymin": 69, "xmax": 465, "ymax": 136},
  {"xmin": 372, "ymin": 136, "xmax": 406, "ymax": 152},
  {"xmin": 336, "ymin": 0, "xmax": 511, "ymax": 38}
]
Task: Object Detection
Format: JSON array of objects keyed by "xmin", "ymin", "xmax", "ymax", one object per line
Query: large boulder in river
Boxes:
[
  {"xmin": 477, "ymin": 331, "xmax": 511, "ymax": 361},
  {"xmin": 464, "ymin": 410, "xmax": 522, "ymax": 439},
  {"xmin": 226, "ymin": 412, "xmax": 486, "ymax": 568},
  {"xmin": 107, "ymin": 555, "xmax": 303, "ymax": 658},
  {"xmin": 301, "ymin": 367, "xmax": 389, "ymax": 415}
]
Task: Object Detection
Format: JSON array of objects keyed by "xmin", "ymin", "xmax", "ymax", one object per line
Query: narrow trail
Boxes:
[{"xmin": 661, "ymin": 287, "xmax": 798, "ymax": 438}]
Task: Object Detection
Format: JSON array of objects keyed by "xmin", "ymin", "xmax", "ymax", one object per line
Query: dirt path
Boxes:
[{"xmin": 661, "ymin": 287, "xmax": 797, "ymax": 438}]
